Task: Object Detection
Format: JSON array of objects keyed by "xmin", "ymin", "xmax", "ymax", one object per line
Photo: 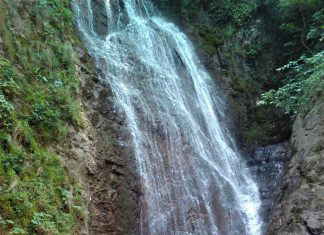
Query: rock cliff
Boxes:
[
  {"xmin": 1, "ymin": 1, "xmax": 322, "ymax": 234},
  {"xmin": 69, "ymin": 1, "xmax": 324, "ymax": 234},
  {"xmin": 61, "ymin": 47, "xmax": 140, "ymax": 234},
  {"xmin": 73, "ymin": 2, "xmax": 322, "ymax": 235},
  {"xmin": 266, "ymin": 98, "xmax": 324, "ymax": 235}
]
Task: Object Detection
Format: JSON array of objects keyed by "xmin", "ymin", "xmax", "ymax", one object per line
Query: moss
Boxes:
[
  {"xmin": 244, "ymin": 123, "xmax": 265, "ymax": 145},
  {"xmin": 246, "ymin": 42, "xmax": 262, "ymax": 60},
  {"xmin": 197, "ymin": 25, "xmax": 224, "ymax": 55},
  {"xmin": 0, "ymin": 0, "xmax": 86, "ymax": 234},
  {"xmin": 0, "ymin": 4, "xmax": 15, "ymax": 60},
  {"xmin": 229, "ymin": 76, "xmax": 251, "ymax": 94}
]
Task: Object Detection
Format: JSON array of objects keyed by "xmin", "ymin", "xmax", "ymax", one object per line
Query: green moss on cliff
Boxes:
[{"xmin": 0, "ymin": 0, "xmax": 85, "ymax": 234}]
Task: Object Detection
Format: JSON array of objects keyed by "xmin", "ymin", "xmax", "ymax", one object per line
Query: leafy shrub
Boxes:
[
  {"xmin": 0, "ymin": 144, "xmax": 84, "ymax": 234},
  {"xmin": 0, "ymin": 94, "xmax": 14, "ymax": 128},
  {"xmin": 230, "ymin": 2, "xmax": 256, "ymax": 26},
  {"xmin": 0, "ymin": 58, "xmax": 19, "ymax": 129},
  {"xmin": 260, "ymin": 51, "xmax": 324, "ymax": 115},
  {"xmin": 154, "ymin": 0, "xmax": 257, "ymax": 27},
  {"xmin": 28, "ymin": 102, "xmax": 66, "ymax": 140},
  {"xmin": 209, "ymin": 0, "xmax": 256, "ymax": 26}
]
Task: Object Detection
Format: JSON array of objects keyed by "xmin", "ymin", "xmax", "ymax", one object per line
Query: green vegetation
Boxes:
[
  {"xmin": 156, "ymin": 0, "xmax": 323, "ymax": 145},
  {"xmin": 0, "ymin": 0, "xmax": 85, "ymax": 234},
  {"xmin": 0, "ymin": 0, "xmax": 322, "ymax": 231},
  {"xmin": 209, "ymin": 0, "xmax": 256, "ymax": 26},
  {"xmin": 158, "ymin": 0, "xmax": 323, "ymax": 117},
  {"xmin": 260, "ymin": 0, "xmax": 324, "ymax": 115},
  {"xmin": 197, "ymin": 26, "xmax": 224, "ymax": 55},
  {"xmin": 261, "ymin": 51, "xmax": 324, "ymax": 115},
  {"xmin": 157, "ymin": 0, "xmax": 257, "ymax": 26}
]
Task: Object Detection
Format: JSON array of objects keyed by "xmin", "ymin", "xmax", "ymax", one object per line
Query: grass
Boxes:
[{"xmin": 0, "ymin": 0, "xmax": 86, "ymax": 234}]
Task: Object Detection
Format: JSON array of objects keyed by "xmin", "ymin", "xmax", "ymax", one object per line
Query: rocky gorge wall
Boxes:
[
  {"xmin": 70, "ymin": 1, "xmax": 323, "ymax": 234},
  {"xmin": 62, "ymin": 47, "xmax": 140, "ymax": 234},
  {"xmin": 147, "ymin": 1, "xmax": 323, "ymax": 234},
  {"xmin": 0, "ymin": 1, "xmax": 140, "ymax": 233},
  {"xmin": 266, "ymin": 98, "xmax": 324, "ymax": 235},
  {"xmin": 0, "ymin": 0, "xmax": 322, "ymax": 234}
]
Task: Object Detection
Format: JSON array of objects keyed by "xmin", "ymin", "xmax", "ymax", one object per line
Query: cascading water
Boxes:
[{"xmin": 73, "ymin": 1, "xmax": 262, "ymax": 234}]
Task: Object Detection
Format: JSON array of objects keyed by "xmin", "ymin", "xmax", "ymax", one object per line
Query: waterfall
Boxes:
[{"xmin": 73, "ymin": 1, "xmax": 262, "ymax": 234}]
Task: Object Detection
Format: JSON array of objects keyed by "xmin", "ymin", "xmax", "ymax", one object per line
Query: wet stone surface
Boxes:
[{"xmin": 247, "ymin": 142, "xmax": 291, "ymax": 227}]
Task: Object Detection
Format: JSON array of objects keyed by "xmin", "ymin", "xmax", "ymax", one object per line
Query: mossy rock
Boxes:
[{"xmin": 197, "ymin": 25, "xmax": 224, "ymax": 55}]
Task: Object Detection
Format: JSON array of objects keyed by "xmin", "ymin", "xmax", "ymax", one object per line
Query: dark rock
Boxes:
[
  {"xmin": 59, "ymin": 46, "xmax": 140, "ymax": 234},
  {"xmin": 91, "ymin": 0, "xmax": 109, "ymax": 37},
  {"xmin": 247, "ymin": 142, "xmax": 291, "ymax": 228},
  {"xmin": 217, "ymin": 47, "xmax": 229, "ymax": 69},
  {"xmin": 266, "ymin": 98, "xmax": 324, "ymax": 235}
]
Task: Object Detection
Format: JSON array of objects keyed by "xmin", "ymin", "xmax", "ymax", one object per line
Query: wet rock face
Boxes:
[
  {"xmin": 247, "ymin": 143, "xmax": 291, "ymax": 228},
  {"xmin": 85, "ymin": 80, "xmax": 140, "ymax": 235},
  {"xmin": 266, "ymin": 98, "xmax": 324, "ymax": 235},
  {"xmin": 59, "ymin": 47, "xmax": 140, "ymax": 235},
  {"xmin": 91, "ymin": 0, "xmax": 108, "ymax": 37}
]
